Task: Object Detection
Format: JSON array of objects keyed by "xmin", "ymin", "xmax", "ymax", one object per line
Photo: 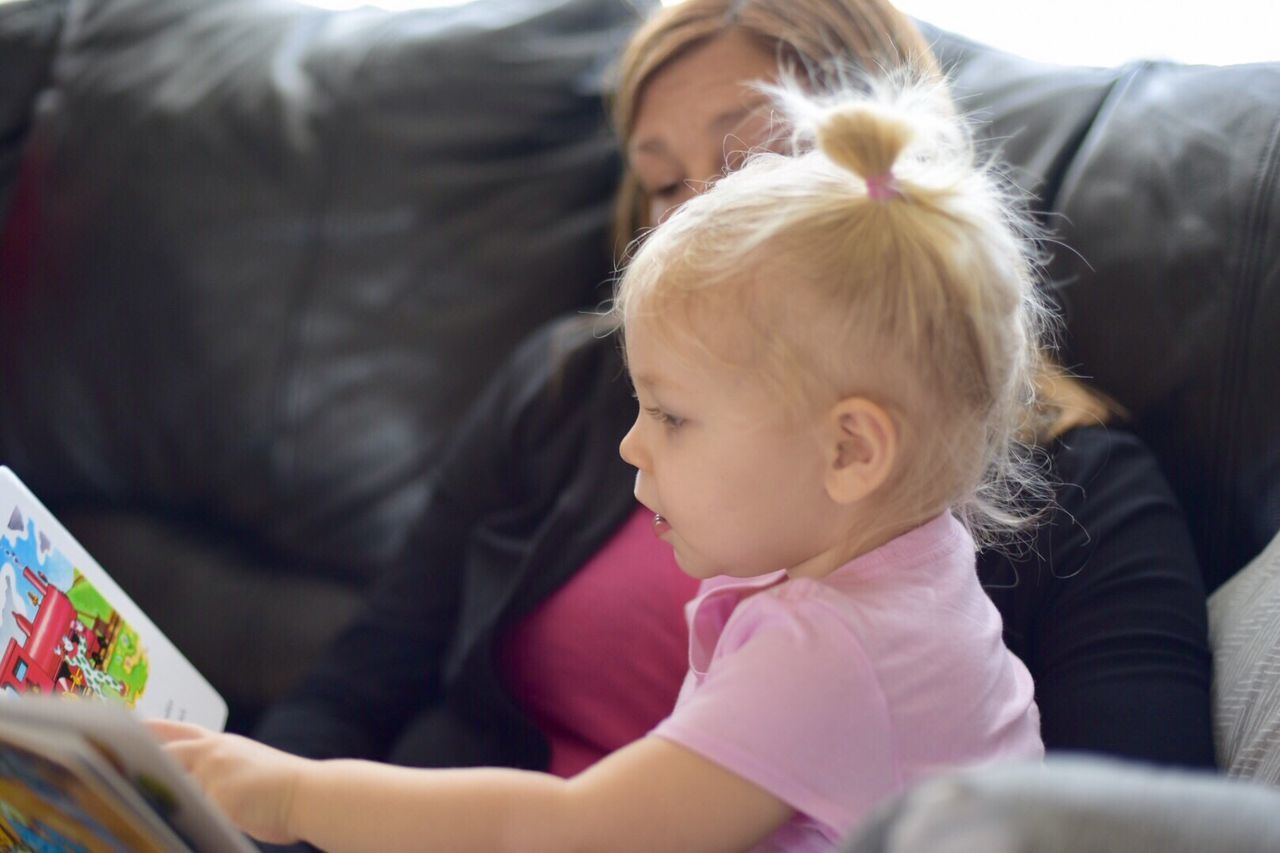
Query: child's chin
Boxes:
[
  {"xmin": 672, "ymin": 549, "xmax": 717, "ymax": 581},
  {"xmin": 671, "ymin": 548, "xmax": 695, "ymax": 574}
]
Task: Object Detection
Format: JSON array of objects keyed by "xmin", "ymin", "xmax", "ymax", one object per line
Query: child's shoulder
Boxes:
[
  {"xmin": 687, "ymin": 576, "xmax": 878, "ymax": 686},
  {"xmin": 716, "ymin": 574, "xmax": 873, "ymax": 648}
]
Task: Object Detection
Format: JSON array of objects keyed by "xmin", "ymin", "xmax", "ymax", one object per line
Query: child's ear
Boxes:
[{"xmin": 823, "ymin": 397, "xmax": 897, "ymax": 505}]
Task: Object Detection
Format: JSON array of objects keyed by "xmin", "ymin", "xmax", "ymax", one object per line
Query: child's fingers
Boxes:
[
  {"xmin": 161, "ymin": 738, "xmax": 199, "ymax": 772},
  {"xmin": 144, "ymin": 731, "xmax": 302, "ymax": 843},
  {"xmin": 146, "ymin": 718, "xmax": 212, "ymax": 744}
]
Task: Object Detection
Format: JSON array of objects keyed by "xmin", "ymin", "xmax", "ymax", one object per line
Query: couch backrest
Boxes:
[
  {"xmin": 2, "ymin": 1, "xmax": 1275, "ymax": 594},
  {"xmin": 0, "ymin": 0, "xmax": 60, "ymax": 224},
  {"xmin": 924, "ymin": 25, "xmax": 1280, "ymax": 591},
  {"xmin": 0, "ymin": 0, "xmax": 644, "ymax": 580}
]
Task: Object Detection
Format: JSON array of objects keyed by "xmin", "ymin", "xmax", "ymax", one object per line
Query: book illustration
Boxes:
[
  {"xmin": 1, "ymin": 505, "xmax": 149, "ymax": 707},
  {"xmin": 0, "ymin": 730, "xmax": 173, "ymax": 852},
  {"xmin": 0, "ymin": 466, "xmax": 226, "ymax": 729},
  {"xmin": 0, "ymin": 698, "xmax": 256, "ymax": 852}
]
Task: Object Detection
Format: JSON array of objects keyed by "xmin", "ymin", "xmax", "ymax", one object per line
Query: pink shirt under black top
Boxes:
[{"xmin": 497, "ymin": 506, "xmax": 695, "ymax": 777}]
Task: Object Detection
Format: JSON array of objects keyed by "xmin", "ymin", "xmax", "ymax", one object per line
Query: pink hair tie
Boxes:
[{"xmin": 865, "ymin": 171, "xmax": 900, "ymax": 202}]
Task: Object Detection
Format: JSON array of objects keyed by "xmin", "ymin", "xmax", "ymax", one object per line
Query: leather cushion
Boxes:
[
  {"xmin": 929, "ymin": 26, "xmax": 1280, "ymax": 589},
  {"xmin": 0, "ymin": 0, "xmax": 643, "ymax": 581}
]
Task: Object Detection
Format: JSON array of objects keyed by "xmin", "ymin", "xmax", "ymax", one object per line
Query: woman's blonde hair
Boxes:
[
  {"xmin": 612, "ymin": 0, "xmax": 939, "ymax": 247},
  {"xmin": 613, "ymin": 75, "xmax": 1055, "ymax": 545},
  {"xmin": 610, "ymin": 0, "xmax": 1114, "ymax": 441}
]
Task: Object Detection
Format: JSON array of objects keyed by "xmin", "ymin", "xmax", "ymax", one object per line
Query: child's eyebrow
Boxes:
[
  {"xmin": 630, "ymin": 370, "xmax": 689, "ymax": 395},
  {"xmin": 629, "ymin": 371, "xmax": 662, "ymax": 390}
]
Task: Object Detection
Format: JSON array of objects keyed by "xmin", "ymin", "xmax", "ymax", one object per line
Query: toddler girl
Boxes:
[{"xmin": 152, "ymin": 75, "xmax": 1045, "ymax": 853}]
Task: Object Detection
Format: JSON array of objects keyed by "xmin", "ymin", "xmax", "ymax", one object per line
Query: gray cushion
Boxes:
[
  {"xmin": 1210, "ymin": 529, "xmax": 1280, "ymax": 784},
  {"xmin": 845, "ymin": 757, "xmax": 1280, "ymax": 853}
]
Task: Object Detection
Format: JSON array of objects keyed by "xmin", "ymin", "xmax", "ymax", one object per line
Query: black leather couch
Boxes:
[
  {"xmin": 2, "ymin": 0, "xmax": 1277, "ymax": 740},
  {"xmin": 0, "ymin": 0, "xmax": 637, "ymax": 730},
  {"xmin": 924, "ymin": 24, "xmax": 1280, "ymax": 597}
]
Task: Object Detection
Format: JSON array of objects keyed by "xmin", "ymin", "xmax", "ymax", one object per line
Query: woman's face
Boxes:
[{"xmin": 628, "ymin": 29, "xmax": 782, "ymax": 226}]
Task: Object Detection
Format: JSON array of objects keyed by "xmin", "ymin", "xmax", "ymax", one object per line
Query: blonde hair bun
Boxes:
[
  {"xmin": 815, "ymin": 104, "xmax": 913, "ymax": 193},
  {"xmin": 770, "ymin": 71, "xmax": 968, "ymax": 204}
]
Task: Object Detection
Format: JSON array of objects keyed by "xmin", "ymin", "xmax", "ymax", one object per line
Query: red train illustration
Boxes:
[{"xmin": 0, "ymin": 566, "xmax": 123, "ymax": 698}]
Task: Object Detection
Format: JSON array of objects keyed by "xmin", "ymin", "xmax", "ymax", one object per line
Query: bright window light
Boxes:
[
  {"xmin": 294, "ymin": 1, "xmax": 1278, "ymax": 67},
  {"xmin": 654, "ymin": 0, "xmax": 1279, "ymax": 67},
  {"xmin": 295, "ymin": 0, "xmax": 471, "ymax": 8},
  {"xmin": 897, "ymin": 0, "xmax": 1278, "ymax": 66}
]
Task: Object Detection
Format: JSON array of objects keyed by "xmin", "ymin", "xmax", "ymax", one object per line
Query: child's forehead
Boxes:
[
  {"xmin": 623, "ymin": 316, "xmax": 698, "ymax": 379},
  {"xmin": 623, "ymin": 283, "xmax": 755, "ymax": 346},
  {"xmin": 624, "ymin": 314, "xmax": 742, "ymax": 389}
]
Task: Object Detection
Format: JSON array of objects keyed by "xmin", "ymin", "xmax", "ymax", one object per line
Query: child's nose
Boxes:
[{"xmin": 619, "ymin": 419, "xmax": 646, "ymax": 469}]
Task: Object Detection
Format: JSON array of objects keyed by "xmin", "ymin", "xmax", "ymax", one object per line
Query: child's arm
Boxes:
[{"xmin": 151, "ymin": 720, "xmax": 793, "ymax": 853}]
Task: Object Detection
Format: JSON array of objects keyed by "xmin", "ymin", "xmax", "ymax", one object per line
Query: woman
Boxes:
[{"xmin": 254, "ymin": 0, "xmax": 1213, "ymax": 788}]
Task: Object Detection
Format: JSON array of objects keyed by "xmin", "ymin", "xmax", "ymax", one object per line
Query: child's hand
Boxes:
[{"xmin": 147, "ymin": 719, "xmax": 311, "ymax": 844}]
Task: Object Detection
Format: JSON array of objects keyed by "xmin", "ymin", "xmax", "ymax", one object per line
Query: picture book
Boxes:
[
  {"xmin": 0, "ymin": 465, "xmax": 227, "ymax": 730},
  {"xmin": 0, "ymin": 696, "xmax": 255, "ymax": 852}
]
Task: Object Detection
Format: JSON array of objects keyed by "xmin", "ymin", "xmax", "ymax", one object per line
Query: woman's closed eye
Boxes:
[
  {"xmin": 646, "ymin": 182, "xmax": 688, "ymax": 225},
  {"xmin": 649, "ymin": 182, "xmax": 683, "ymax": 201}
]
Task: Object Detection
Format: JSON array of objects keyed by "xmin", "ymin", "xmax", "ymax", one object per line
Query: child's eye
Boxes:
[{"xmin": 645, "ymin": 406, "xmax": 686, "ymax": 429}]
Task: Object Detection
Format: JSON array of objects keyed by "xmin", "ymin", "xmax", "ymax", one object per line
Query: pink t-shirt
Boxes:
[
  {"xmin": 651, "ymin": 512, "xmax": 1043, "ymax": 851},
  {"xmin": 499, "ymin": 506, "xmax": 697, "ymax": 776}
]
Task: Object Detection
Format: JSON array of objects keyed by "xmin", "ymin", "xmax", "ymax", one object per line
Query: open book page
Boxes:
[
  {"xmin": 0, "ymin": 697, "xmax": 255, "ymax": 852},
  {"xmin": 0, "ymin": 711, "xmax": 186, "ymax": 851},
  {"xmin": 0, "ymin": 466, "xmax": 227, "ymax": 729}
]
